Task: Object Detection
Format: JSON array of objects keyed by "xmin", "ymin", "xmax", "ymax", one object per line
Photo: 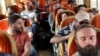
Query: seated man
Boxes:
[
  {"xmin": 73, "ymin": 24, "xmax": 100, "ymax": 56},
  {"xmin": 7, "ymin": 14, "xmax": 31, "ymax": 56}
]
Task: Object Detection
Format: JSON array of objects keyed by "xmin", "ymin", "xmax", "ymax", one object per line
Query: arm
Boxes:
[
  {"xmin": 22, "ymin": 41, "xmax": 31, "ymax": 56},
  {"xmin": 34, "ymin": 17, "xmax": 38, "ymax": 22},
  {"xmin": 22, "ymin": 32, "xmax": 31, "ymax": 56},
  {"xmin": 50, "ymin": 33, "xmax": 71, "ymax": 43},
  {"xmin": 28, "ymin": 32, "xmax": 33, "ymax": 41},
  {"xmin": 33, "ymin": 13, "xmax": 38, "ymax": 23}
]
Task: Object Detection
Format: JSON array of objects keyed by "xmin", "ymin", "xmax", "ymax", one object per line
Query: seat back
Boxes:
[
  {"xmin": 0, "ymin": 31, "xmax": 12, "ymax": 53},
  {"xmin": 97, "ymin": 31, "xmax": 100, "ymax": 48},
  {"xmin": 60, "ymin": 16, "xmax": 75, "ymax": 28},
  {"xmin": 60, "ymin": 17, "xmax": 76, "ymax": 56},
  {"xmin": 0, "ymin": 14, "xmax": 6, "ymax": 20},
  {"xmin": 60, "ymin": 0, "xmax": 71, "ymax": 10},
  {"xmin": 68, "ymin": 33, "xmax": 77, "ymax": 56},
  {"xmin": 0, "ymin": 30, "xmax": 17, "ymax": 56},
  {"xmin": 24, "ymin": 18, "xmax": 31, "ymax": 27},
  {"xmin": 0, "ymin": 19, "xmax": 8, "ymax": 30},
  {"xmin": 20, "ymin": 0, "xmax": 31, "ymax": 3},
  {"xmin": 37, "ymin": 0, "xmax": 46, "ymax": 12},
  {"xmin": 91, "ymin": 14, "xmax": 100, "ymax": 29}
]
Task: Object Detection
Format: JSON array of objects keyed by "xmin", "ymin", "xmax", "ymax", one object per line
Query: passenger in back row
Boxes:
[
  {"xmin": 50, "ymin": 11, "xmax": 90, "ymax": 43},
  {"xmin": 20, "ymin": 2, "xmax": 38, "ymax": 35},
  {"xmin": 73, "ymin": 24, "xmax": 100, "ymax": 56},
  {"xmin": 48, "ymin": 2, "xmax": 62, "ymax": 34}
]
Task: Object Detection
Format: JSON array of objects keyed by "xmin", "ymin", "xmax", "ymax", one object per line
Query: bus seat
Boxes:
[
  {"xmin": 60, "ymin": 0, "xmax": 68, "ymax": 7},
  {"xmin": 68, "ymin": 32, "xmax": 77, "ymax": 56},
  {"xmin": 39, "ymin": 12, "xmax": 48, "ymax": 21},
  {"xmin": 20, "ymin": 0, "xmax": 31, "ymax": 3},
  {"xmin": 0, "ymin": 14, "xmax": 6, "ymax": 20},
  {"xmin": 11, "ymin": 5, "xmax": 20, "ymax": 14},
  {"xmin": 60, "ymin": 16, "xmax": 75, "ymax": 56},
  {"xmin": 60, "ymin": 1, "xmax": 72, "ymax": 10},
  {"xmin": 60, "ymin": 16, "xmax": 75, "ymax": 28},
  {"xmin": 91, "ymin": 14, "xmax": 100, "ymax": 29},
  {"xmin": 97, "ymin": 31, "xmax": 100, "ymax": 48},
  {"xmin": 58, "ymin": 16, "xmax": 75, "ymax": 56},
  {"xmin": 17, "ymin": 2, "xmax": 25, "ymax": 12},
  {"xmin": 24, "ymin": 18, "xmax": 31, "ymax": 27},
  {"xmin": 38, "ymin": 0, "xmax": 46, "ymax": 12},
  {"xmin": 0, "ymin": 30, "xmax": 17, "ymax": 56},
  {"xmin": 0, "ymin": 19, "xmax": 8, "ymax": 30}
]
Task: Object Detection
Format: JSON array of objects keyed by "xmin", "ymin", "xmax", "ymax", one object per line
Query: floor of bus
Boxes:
[
  {"xmin": 32, "ymin": 41, "xmax": 54, "ymax": 56},
  {"xmin": 37, "ymin": 49, "xmax": 52, "ymax": 56},
  {"xmin": 36, "ymin": 46, "xmax": 53, "ymax": 56}
]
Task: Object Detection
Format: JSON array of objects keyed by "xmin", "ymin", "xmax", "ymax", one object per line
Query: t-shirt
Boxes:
[
  {"xmin": 12, "ymin": 31, "xmax": 31, "ymax": 56},
  {"xmin": 20, "ymin": 10, "xmax": 37, "ymax": 21}
]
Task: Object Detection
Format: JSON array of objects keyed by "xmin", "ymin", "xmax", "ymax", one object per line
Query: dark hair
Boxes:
[
  {"xmin": 8, "ymin": 14, "xmax": 22, "ymax": 25},
  {"xmin": 77, "ymin": 4, "xmax": 87, "ymax": 11},
  {"xmin": 75, "ymin": 24, "xmax": 96, "ymax": 39},
  {"xmin": 88, "ymin": 8, "xmax": 99, "ymax": 15},
  {"xmin": 7, "ymin": 5, "xmax": 19, "ymax": 15},
  {"xmin": 68, "ymin": 0, "xmax": 76, "ymax": 4},
  {"xmin": 57, "ymin": 10, "xmax": 75, "ymax": 25}
]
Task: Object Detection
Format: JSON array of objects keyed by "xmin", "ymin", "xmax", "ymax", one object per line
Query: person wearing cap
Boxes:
[
  {"xmin": 50, "ymin": 11, "xmax": 91, "ymax": 56},
  {"xmin": 75, "ymin": 11, "xmax": 90, "ymax": 24},
  {"xmin": 50, "ymin": 11, "xmax": 90, "ymax": 43}
]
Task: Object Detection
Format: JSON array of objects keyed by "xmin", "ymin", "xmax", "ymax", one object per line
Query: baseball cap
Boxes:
[{"xmin": 75, "ymin": 11, "xmax": 90, "ymax": 22}]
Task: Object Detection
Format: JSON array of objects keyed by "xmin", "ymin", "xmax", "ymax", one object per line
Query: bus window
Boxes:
[
  {"xmin": 91, "ymin": 0, "xmax": 100, "ymax": 10},
  {"xmin": 76, "ymin": 0, "xmax": 83, "ymax": 5}
]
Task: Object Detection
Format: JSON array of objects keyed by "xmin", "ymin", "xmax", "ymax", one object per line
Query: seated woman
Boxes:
[{"xmin": 56, "ymin": 10, "xmax": 75, "ymax": 32}]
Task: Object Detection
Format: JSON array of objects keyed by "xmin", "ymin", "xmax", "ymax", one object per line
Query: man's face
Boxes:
[
  {"xmin": 13, "ymin": 18, "xmax": 24, "ymax": 33},
  {"xmin": 75, "ymin": 28, "xmax": 98, "ymax": 56}
]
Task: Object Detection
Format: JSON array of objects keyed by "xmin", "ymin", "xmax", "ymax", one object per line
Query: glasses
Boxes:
[{"xmin": 79, "ymin": 21, "xmax": 89, "ymax": 25}]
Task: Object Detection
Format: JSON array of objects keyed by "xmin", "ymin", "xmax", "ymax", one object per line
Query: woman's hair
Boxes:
[
  {"xmin": 88, "ymin": 8, "xmax": 99, "ymax": 15},
  {"xmin": 56, "ymin": 10, "xmax": 75, "ymax": 25}
]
